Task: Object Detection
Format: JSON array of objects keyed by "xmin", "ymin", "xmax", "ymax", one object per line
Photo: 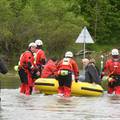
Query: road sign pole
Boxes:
[{"xmin": 83, "ymin": 42, "xmax": 85, "ymax": 59}]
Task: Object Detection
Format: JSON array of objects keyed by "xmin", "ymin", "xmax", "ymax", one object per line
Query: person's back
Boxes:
[
  {"xmin": 41, "ymin": 58, "xmax": 58, "ymax": 78},
  {"xmin": 85, "ymin": 62, "xmax": 100, "ymax": 84},
  {"xmin": 104, "ymin": 58, "xmax": 120, "ymax": 75},
  {"xmin": 35, "ymin": 48, "xmax": 46, "ymax": 66},
  {"xmin": 57, "ymin": 57, "xmax": 79, "ymax": 80},
  {"xmin": 82, "ymin": 58, "xmax": 100, "ymax": 84}
]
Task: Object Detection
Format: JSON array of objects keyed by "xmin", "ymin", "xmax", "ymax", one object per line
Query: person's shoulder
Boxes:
[
  {"xmin": 58, "ymin": 59, "xmax": 63, "ymax": 63},
  {"xmin": 47, "ymin": 59, "xmax": 54, "ymax": 64},
  {"xmin": 24, "ymin": 51, "xmax": 33, "ymax": 57},
  {"xmin": 70, "ymin": 58, "xmax": 76, "ymax": 62},
  {"xmin": 21, "ymin": 51, "xmax": 29, "ymax": 56},
  {"xmin": 106, "ymin": 59, "xmax": 112, "ymax": 63},
  {"xmin": 87, "ymin": 63, "xmax": 95, "ymax": 69},
  {"xmin": 38, "ymin": 49, "xmax": 44, "ymax": 53},
  {"xmin": 88, "ymin": 63, "xmax": 93, "ymax": 66}
]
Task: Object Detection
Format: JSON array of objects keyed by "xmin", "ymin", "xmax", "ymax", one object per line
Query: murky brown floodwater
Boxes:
[{"xmin": 0, "ymin": 73, "xmax": 120, "ymax": 120}]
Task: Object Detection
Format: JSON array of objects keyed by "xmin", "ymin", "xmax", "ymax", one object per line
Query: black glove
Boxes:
[
  {"xmin": 75, "ymin": 79, "xmax": 78, "ymax": 83},
  {"xmin": 40, "ymin": 59, "xmax": 46, "ymax": 65},
  {"xmin": 27, "ymin": 62, "xmax": 32, "ymax": 70}
]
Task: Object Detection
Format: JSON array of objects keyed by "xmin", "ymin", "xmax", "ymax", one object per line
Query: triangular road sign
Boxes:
[
  {"xmin": 75, "ymin": 26, "xmax": 94, "ymax": 43},
  {"xmin": 75, "ymin": 26, "xmax": 94, "ymax": 59}
]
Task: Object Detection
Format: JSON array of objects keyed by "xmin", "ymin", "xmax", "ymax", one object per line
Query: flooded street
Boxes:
[
  {"xmin": 0, "ymin": 73, "xmax": 120, "ymax": 120},
  {"xmin": 1, "ymin": 90, "xmax": 120, "ymax": 120}
]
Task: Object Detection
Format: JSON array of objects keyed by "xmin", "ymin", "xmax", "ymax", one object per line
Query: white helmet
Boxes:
[
  {"xmin": 65, "ymin": 51, "xmax": 73, "ymax": 57},
  {"xmin": 28, "ymin": 42, "xmax": 37, "ymax": 47},
  {"xmin": 111, "ymin": 49, "xmax": 119, "ymax": 56},
  {"xmin": 35, "ymin": 39, "xmax": 43, "ymax": 46}
]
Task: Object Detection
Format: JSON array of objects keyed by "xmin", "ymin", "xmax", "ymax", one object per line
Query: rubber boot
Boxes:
[
  {"xmin": 115, "ymin": 86, "xmax": 120, "ymax": 95},
  {"xmin": 20, "ymin": 83, "xmax": 26, "ymax": 94},
  {"xmin": 64, "ymin": 86, "xmax": 71, "ymax": 97},
  {"xmin": 108, "ymin": 87, "xmax": 114, "ymax": 94},
  {"xmin": 25, "ymin": 84, "xmax": 30, "ymax": 96},
  {"xmin": 58, "ymin": 86, "xmax": 64, "ymax": 96}
]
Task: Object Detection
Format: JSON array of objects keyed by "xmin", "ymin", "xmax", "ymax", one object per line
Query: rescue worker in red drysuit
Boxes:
[
  {"xmin": 57, "ymin": 51, "xmax": 79, "ymax": 97},
  {"xmin": 34, "ymin": 39, "xmax": 47, "ymax": 76},
  {"xmin": 41, "ymin": 57, "xmax": 58, "ymax": 78},
  {"xmin": 18, "ymin": 42, "xmax": 39, "ymax": 96},
  {"xmin": 103, "ymin": 49, "xmax": 120, "ymax": 94}
]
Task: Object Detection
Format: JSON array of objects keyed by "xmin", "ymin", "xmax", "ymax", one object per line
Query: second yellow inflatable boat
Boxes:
[{"xmin": 34, "ymin": 78, "xmax": 104, "ymax": 96}]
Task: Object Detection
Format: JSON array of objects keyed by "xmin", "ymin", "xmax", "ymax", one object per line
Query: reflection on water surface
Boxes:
[
  {"xmin": 0, "ymin": 73, "xmax": 120, "ymax": 120},
  {"xmin": 1, "ymin": 89, "xmax": 120, "ymax": 120}
]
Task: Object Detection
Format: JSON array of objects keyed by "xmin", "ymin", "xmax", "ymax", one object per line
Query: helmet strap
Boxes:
[{"xmin": 37, "ymin": 45, "xmax": 42, "ymax": 49}]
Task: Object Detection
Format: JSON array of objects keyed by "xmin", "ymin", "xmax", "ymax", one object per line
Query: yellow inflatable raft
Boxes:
[{"xmin": 34, "ymin": 78, "xmax": 104, "ymax": 97}]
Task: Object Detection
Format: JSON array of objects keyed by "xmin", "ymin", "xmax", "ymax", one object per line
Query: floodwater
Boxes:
[{"xmin": 0, "ymin": 73, "xmax": 120, "ymax": 120}]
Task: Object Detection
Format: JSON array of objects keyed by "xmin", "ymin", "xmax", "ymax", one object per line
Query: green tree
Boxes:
[
  {"xmin": 69, "ymin": 0, "xmax": 120, "ymax": 45},
  {"xmin": 30, "ymin": 0, "xmax": 87, "ymax": 57}
]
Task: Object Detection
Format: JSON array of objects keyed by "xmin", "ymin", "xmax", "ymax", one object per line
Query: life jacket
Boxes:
[
  {"xmin": 57, "ymin": 58, "xmax": 79, "ymax": 78},
  {"xmin": 41, "ymin": 59, "xmax": 57, "ymax": 78},
  {"xmin": 104, "ymin": 59, "xmax": 120, "ymax": 75},
  {"xmin": 58, "ymin": 58, "xmax": 72, "ymax": 71},
  {"xmin": 19, "ymin": 51, "xmax": 34, "ymax": 69},
  {"xmin": 35, "ymin": 49, "xmax": 46, "ymax": 66}
]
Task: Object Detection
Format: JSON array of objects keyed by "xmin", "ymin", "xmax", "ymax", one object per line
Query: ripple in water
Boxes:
[{"xmin": 1, "ymin": 89, "xmax": 120, "ymax": 120}]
